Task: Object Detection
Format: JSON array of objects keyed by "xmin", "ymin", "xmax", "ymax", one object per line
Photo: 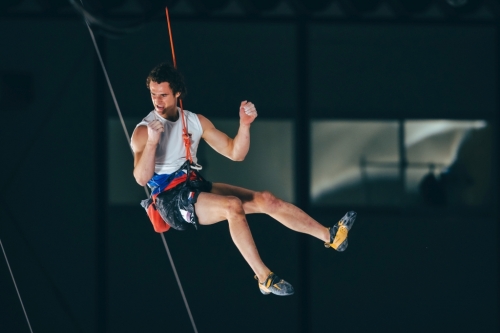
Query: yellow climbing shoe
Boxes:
[
  {"xmin": 255, "ymin": 272, "xmax": 294, "ymax": 296},
  {"xmin": 324, "ymin": 211, "xmax": 357, "ymax": 252}
]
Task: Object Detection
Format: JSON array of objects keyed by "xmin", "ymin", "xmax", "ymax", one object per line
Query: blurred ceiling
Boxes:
[{"xmin": 1, "ymin": 0, "xmax": 498, "ymax": 20}]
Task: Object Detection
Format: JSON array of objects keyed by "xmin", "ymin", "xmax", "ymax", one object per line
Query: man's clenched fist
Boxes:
[
  {"xmin": 239, "ymin": 101, "xmax": 257, "ymax": 126},
  {"xmin": 147, "ymin": 119, "xmax": 164, "ymax": 145}
]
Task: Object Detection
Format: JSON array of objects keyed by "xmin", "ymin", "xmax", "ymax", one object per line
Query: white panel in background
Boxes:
[
  {"xmin": 201, "ymin": 119, "xmax": 294, "ymax": 203},
  {"xmin": 311, "ymin": 121, "xmax": 399, "ymax": 206},
  {"xmin": 405, "ymin": 120, "xmax": 490, "ymax": 206},
  {"xmin": 311, "ymin": 120, "xmax": 491, "ymax": 207}
]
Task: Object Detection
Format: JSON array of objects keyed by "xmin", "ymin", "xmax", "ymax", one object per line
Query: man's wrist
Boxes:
[
  {"xmin": 145, "ymin": 141, "xmax": 159, "ymax": 147},
  {"xmin": 239, "ymin": 123, "xmax": 251, "ymax": 129}
]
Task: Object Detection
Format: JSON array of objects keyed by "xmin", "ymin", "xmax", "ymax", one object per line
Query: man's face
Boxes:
[{"xmin": 149, "ymin": 81, "xmax": 180, "ymax": 114}]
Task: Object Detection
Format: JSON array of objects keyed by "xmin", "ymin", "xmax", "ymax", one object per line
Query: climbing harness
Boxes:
[{"xmin": 141, "ymin": 161, "xmax": 211, "ymax": 232}]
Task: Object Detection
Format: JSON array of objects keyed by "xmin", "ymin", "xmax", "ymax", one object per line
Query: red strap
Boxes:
[
  {"xmin": 146, "ymin": 200, "xmax": 170, "ymax": 233},
  {"xmin": 166, "ymin": 8, "xmax": 192, "ymax": 163},
  {"xmin": 179, "ymin": 100, "xmax": 193, "ymax": 163}
]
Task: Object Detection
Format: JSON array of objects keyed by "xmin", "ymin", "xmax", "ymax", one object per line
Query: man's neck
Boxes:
[{"xmin": 158, "ymin": 106, "xmax": 179, "ymax": 121}]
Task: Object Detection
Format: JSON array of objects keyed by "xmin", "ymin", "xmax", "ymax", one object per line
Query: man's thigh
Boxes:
[
  {"xmin": 210, "ymin": 183, "xmax": 260, "ymax": 214},
  {"xmin": 195, "ymin": 191, "xmax": 238, "ymax": 225}
]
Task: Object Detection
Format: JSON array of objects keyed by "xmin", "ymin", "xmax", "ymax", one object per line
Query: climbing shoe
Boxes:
[
  {"xmin": 324, "ymin": 211, "xmax": 357, "ymax": 252},
  {"xmin": 255, "ymin": 272, "xmax": 294, "ymax": 296}
]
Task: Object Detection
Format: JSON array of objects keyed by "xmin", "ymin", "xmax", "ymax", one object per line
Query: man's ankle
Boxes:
[{"xmin": 256, "ymin": 271, "xmax": 271, "ymax": 283}]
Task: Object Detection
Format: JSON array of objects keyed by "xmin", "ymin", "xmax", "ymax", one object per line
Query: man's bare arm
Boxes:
[
  {"xmin": 199, "ymin": 101, "xmax": 257, "ymax": 161},
  {"xmin": 131, "ymin": 120, "xmax": 164, "ymax": 186}
]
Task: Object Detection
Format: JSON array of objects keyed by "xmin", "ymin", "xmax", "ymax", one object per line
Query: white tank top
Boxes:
[{"xmin": 134, "ymin": 108, "xmax": 203, "ymax": 175}]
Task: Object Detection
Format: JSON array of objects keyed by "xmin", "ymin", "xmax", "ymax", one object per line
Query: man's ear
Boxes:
[{"xmin": 175, "ymin": 92, "xmax": 181, "ymax": 98}]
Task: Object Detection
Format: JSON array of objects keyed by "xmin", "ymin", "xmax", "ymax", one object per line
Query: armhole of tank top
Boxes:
[
  {"xmin": 188, "ymin": 111, "xmax": 203, "ymax": 134},
  {"xmin": 131, "ymin": 112, "xmax": 154, "ymax": 146}
]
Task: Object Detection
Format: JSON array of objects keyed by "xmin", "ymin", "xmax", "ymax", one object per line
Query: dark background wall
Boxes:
[{"xmin": 0, "ymin": 1, "xmax": 498, "ymax": 333}]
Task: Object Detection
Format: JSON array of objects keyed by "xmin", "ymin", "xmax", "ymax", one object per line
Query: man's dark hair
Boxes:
[{"xmin": 146, "ymin": 62, "xmax": 187, "ymax": 99}]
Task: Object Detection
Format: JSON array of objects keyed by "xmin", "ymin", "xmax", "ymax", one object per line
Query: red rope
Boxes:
[{"xmin": 165, "ymin": 7, "xmax": 193, "ymax": 163}]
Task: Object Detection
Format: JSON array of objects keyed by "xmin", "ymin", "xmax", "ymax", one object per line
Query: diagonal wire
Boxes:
[
  {"xmin": 160, "ymin": 233, "xmax": 198, "ymax": 333},
  {"xmin": 77, "ymin": 4, "xmax": 199, "ymax": 333},
  {"xmin": 0, "ymin": 237, "xmax": 34, "ymax": 333},
  {"xmin": 83, "ymin": 22, "xmax": 131, "ymax": 145},
  {"xmin": 0, "ymin": 195, "xmax": 85, "ymax": 333},
  {"xmin": 0, "ymin": 44, "xmax": 90, "ymax": 333}
]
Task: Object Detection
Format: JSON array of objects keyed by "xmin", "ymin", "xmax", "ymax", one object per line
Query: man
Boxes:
[{"xmin": 131, "ymin": 62, "xmax": 356, "ymax": 296}]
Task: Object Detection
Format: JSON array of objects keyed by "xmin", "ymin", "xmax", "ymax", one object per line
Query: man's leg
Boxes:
[
  {"xmin": 194, "ymin": 191, "xmax": 271, "ymax": 283},
  {"xmin": 210, "ymin": 183, "xmax": 331, "ymax": 243}
]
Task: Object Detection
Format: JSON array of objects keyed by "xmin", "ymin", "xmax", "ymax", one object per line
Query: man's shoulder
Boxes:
[
  {"xmin": 184, "ymin": 110, "xmax": 207, "ymax": 126},
  {"xmin": 195, "ymin": 114, "xmax": 215, "ymax": 133},
  {"xmin": 192, "ymin": 112, "xmax": 207, "ymax": 121},
  {"xmin": 139, "ymin": 110, "xmax": 156, "ymax": 123},
  {"xmin": 130, "ymin": 125, "xmax": 148, "ymax": 152},
  {"xmin": 132, "ymin": 111, "xmax": 155, "ymax": 132},
  {"xmin": 184, "ymin": 109, "xmax": 199, "ymax": 118},
  {"xmin": 195, "ymin": 113, "xmax": 207, "ymax": 124}
]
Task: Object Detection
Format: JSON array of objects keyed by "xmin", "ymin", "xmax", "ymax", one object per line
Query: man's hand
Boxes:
[
  {"xmin": 147, "ymin": 120, "xmax": 164, "ymax": 145},
  {"xmin": 239, "ymin": 101, "xmax": 257, "ymax": 126}
]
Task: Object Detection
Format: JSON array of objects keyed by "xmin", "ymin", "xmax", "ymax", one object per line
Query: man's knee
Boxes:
[
  {"xmin": 225, "ymin": 196, "xmax": 244, "ymax": 217},
  {"xmin": 254, "ymin": 191, "xmax": 282, "ymax": 213}
]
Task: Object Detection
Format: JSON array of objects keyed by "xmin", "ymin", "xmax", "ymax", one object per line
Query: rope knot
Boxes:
[{"xmin": 182, "ymin": 129, "xmax": 193, "ymax": 162}]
